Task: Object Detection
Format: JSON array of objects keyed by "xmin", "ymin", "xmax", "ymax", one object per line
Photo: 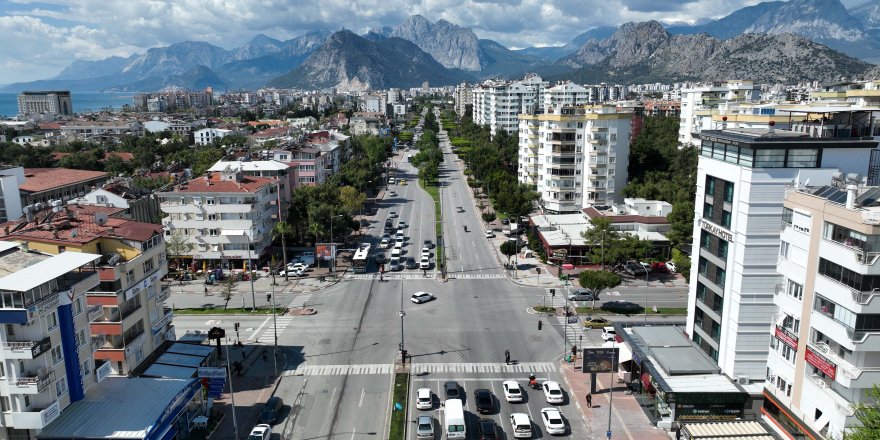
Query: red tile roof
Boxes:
[
  {"xmin": 0, "ymin": 204, "xmax": 161, "ymax": 245},
  {"xmin": 168, "ymin": 172, "xmax": 276, "ymax": 193},
  {"xmin": 20, "ymin": 168, "xmax": 109, "ymax": 193}
]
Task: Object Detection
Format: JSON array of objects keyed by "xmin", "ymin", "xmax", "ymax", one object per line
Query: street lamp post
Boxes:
[
  {"xmin": 246, "ymin": 232, "xmax": 256, "ymax": 312},
  {"xmin": 398, "ymin": 310, "xmax": 406, "ymax": 355},
  {"xmin": 329, "ymin": 214, "xmax": 343, "ymax": 274},
  {"xmin": 270, "ymin": 281, "xmax": 278, "ymax": 376}
]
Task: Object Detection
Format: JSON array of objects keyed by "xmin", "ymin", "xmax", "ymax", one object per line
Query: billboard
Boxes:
[
  {"xmin": 583, "ymin": 347, "xmax": 618, "ymax": 373},
  {"xmin": 316, "ymin": 243, "xmax": 336, "ymax": 261}
]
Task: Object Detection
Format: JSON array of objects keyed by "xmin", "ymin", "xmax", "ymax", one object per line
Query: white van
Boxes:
[
  {"xmin": 444, "ymin": 399, "xmax": 466, "ymax": 439},
  {"xmin": 391, "ymin": 248, "xmax": 401, "ymax": 259},
  {"xmin": 509, "ymin": 413, "xmax": 532, "ymax": 438}
]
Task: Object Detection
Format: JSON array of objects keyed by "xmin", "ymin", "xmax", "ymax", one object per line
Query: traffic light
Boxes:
[
  {"xmin": 266, "ymin": 294, "xmax": 271, "ymax": 302},
  {"xmin": 550, "ymin": 288, "xmax": 556, "ymax": 297},
  {"xmin": 536, "ymin": 268, "xmax": 541, "ymax": 275},
  {"xmin": 401, "ymin": 350, "xmax": 408, "ymax": 361},
  {"xmin": 571, "ymin": 345, "xmax": 577, "ymax": 356},
  {"xmin": 234, "ymin": 322, "xmax": 240, "ymax": 331}
]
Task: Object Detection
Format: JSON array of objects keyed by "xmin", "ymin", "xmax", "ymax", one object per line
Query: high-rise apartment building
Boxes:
[
  {"xmin": 678, "ymin": 81, "xmax": 760, "ymax": 147},
  {"xmin": 763, "ymin": 178, "xmax": 880, "ymax": 440},
  {"xmin": 17, "ymin": 91, "xmax": 72, "ymax": 116},
  {"xmin": 472, "ymin": 74, "xmax": 548, "ymax": 134},
  {"xmin": 543, "ymin": 82, "xmax": 590, "ymax": 110},
  {"xmin": 685, "ymin": 127, "xmax": 877, "ymax": 385},
  {"xmin": 0, "ymin": 241, "xmax": 101, "ymax": 438},
  {"xmin": 454, "ymin": 83, "xmax": 472, "ymax": 117},
  {"xmin": 518, "ymin": 105, "xmax": 633, "ymax": 213}
]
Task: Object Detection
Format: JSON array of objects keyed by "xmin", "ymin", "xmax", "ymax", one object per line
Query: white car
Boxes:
[
  {"xmin": 485, "ymin": 231, "xmax": 495, "ymax": 238},
  {"xmin": 666, "ymin": 260, "xmax": 677, "ymax": 273},
  {"xmin": 421, "ymin": 247, "xmax": 430, "ymax": 258},
  {"xmin": 540, "ymin": 408, "xmax": 566, "ymax": 435},
  {"xmin": 286, "ymin": 262, "xmax": 307, "ymax": 272},
  {"xmin": 416, "ymin": 387, "xmax": 433, "ymax": 410},
  {"xmin": 380, "ymin": 238, "xmax": 390, "ymax": 249},
  {"xmin": 420, "ymin": 257, "xmax": 430, "ymax": 269},
  {"xmin": 502, "ymin": 380, "xmax": 523, "ymax": 403},
  {"xmin": 411, "ymin": 292, "xmax": 434, "ymax": 304},
  {"xmin": 389, "ymin": 211, "xmax": 397, "ymax": 218},
  {"xmin": 398, "ymin": 221, "xmax": 407, "ymax": 229},
  {"xmin": 601, "ymin": 326, "xmax": 617, "ymax": 341},
  {"xmin": 247, "ymin": 424, "xmax": 272, "ymax": 440},
  {"xmin": 542, "ymin": 381, "xmax": 564, "ymax": 404},
  {"xmin": 282, "ymin": 267, "xmax": 306, "ymax": 277}
]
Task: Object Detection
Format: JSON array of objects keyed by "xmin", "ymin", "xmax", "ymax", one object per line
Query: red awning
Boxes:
[
  {"xmin": 641, "ymin": 372, "xmax": 655, "ymax": 394},
  {"xmin": 562, "ymin": 264, "xmax": 574, "ymax": 270}
]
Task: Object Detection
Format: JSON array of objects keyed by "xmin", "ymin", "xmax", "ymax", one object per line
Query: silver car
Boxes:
[{"xmin": 416, "ymin": 415, "xmax": 434, "ymax": 438}]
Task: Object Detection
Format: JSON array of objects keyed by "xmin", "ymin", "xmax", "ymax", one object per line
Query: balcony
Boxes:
[
  {"xmin": 10, "ymin": 401, "xmax": 61, "ymax": 430},
  {"xmin": 809, "ymin": 340, "xmax": 880, "ymax": 389},
  {"xmin": 819, "ymin": 238, "xmax": 880, "ymax": 275},
  {"xmin": 805, "ymin": 372, "xmax": 856, "ymax": 418},
  {"xmin": 2, "ymin": 337, "xmax": 51, "ymax": 360},
  {"xmin": 12, "ymin": 369, "xmax": 55, "ymax": 395}
]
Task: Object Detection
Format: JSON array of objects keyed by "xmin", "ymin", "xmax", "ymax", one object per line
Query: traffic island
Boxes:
[{"xmin": 388, "ymin": 372, "xmax": 410, "ymax": 440}]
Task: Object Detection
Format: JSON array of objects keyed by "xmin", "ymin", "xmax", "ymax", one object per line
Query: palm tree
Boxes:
[{"xmin": 273, "ymin": 221, "xmax": 294, "ymax": 281}]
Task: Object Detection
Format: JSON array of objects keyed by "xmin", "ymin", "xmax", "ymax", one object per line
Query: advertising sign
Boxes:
[
  {"xmin": 775, "ymin": 325, "xmax": 798, "ymax": 350},
  {"xmin": 806, "ymin": 347, "xmax": 836, "ymax": 381},
  {"xmin": 699, "ymin": 219, "xmax": 733, "ymax": 242},
  {"xmin": 316, "ymin": 243, "xmax": 336, "ymax": 261},
  {"xmin": 582, "ymin": 347, "xmax": 618, "ymax": 373}
]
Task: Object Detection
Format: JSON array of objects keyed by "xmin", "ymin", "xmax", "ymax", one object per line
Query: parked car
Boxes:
[
  {"xmin": 666, "ymin": 260, "xmax": 677, "ymax": 273},
  {"xmin": 485, "ymin": 231, "xmax": 495, "ymax": 238},
  {"xmin": 444, "ymin": 381, "xmax": 461, "ymax": 399},
  {"xmin": 389, "ymin": 190, "xmax": 396, "ymax": 197},
  {"xmin": 567, "ymin": 289, "xmax": 596, "ymax": 302},
  {"xmin": 474, "ymin": 389, "xmax": 494, "ymax": 414},
  {"xmin": 540, "ymin": 408, "xmax": 566, "ymax": 435},
  {"xmin": 247, "ymin": 424, "xmax": 272, "ymax": 440},
  {"xmin": 416, "ymin": 388, "xmax": 433, "ymax": 410},
  {"xmin": 542, "ymin": 381, "xmax": 564, "ymax": 404},
  {"xmin": 416, "ymin": 415, "xmax": 434, "ymax": 439},
  {"xmin": 259, "ymin": 396, "xmax": 283, "ymax": 425},
  {"xmin": 502, "ymin": 380, "xmax": 523, "ymax": 402},
  {"xmin": 379, "ymin": 238, "xmax": 390, "ymax": 249},
  {"xmin": 651, "ymin": 261, "xmax": 668, "ymax": 273},
  {"xmin": 583, "ymin": 317, "xmax": 611, "ymax": 329},
  {"xmin": 423, "ymin": 239, "xmax": 433, "ymax": 249},
  {"xmin": 602, "ymin": 300, "xmax": 642, "ymax": 314},
  {"xmin": 420, "ymin": 256, "xmax": 430, "ymax": 269},
  {"xmin": 411, "ymin": 292, "xmax": 435, "ymax": 304},
  {"xmin": 501, "ymin": 218, "xmax": 509, "ymax": 225},
  {"xmin": 624, "ymin": 262, "xmax": 647, "ymax": 276}
]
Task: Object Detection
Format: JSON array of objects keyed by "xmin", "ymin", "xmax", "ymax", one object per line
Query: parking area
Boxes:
[{"xmin": 406, "ymin": 367, "xmax": 590, "ymax": 439}]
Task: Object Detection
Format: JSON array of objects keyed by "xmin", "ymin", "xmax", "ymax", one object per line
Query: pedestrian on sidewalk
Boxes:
[
  {"xmin": 204, "ymin": 286, "xmax": 208, "ymax": 296},
  {"xmin": 505, "ymin": 350, "xmax": 510, "ymax": 364},
  {"xmin": 586, "ymin": 393, "xmax": 592, "ymax": 408}
]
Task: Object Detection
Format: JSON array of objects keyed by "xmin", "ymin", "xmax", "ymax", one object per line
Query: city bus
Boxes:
[{"xmin": 352, "ymin": 243, "xmax": 371, "ymax": 273}]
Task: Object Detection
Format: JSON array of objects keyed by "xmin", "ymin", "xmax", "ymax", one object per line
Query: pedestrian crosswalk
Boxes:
[
  {"xmin": 345, "ymin": 272, "xmax": 505, "ymax": 280},
  {"xmin": 449, "ymin": 273, "xmax": 505, "ymax": 279},
  {"xmin": 556, "ymin": 316, "xmax": 583, "ymax": 348},
  {"xmin": 256, "ymin": 316, "xmax": 294, "ymax": 345},
  {"xmin": 288, "ymin": 293, "xmax": 312, "ymax": 308},
  {"xmin": 283, "ymin": 361, "xmax": 557, "ymax": 377}
]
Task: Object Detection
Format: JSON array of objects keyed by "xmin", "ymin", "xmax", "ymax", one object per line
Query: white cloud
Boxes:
[{"xmin": 0, "ymin": 0, "xmax": 802, "ymax": 84}]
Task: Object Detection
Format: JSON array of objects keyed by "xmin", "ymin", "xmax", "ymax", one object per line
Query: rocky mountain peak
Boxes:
[
  {"xmin": 390, "ymin": 14, "xmax": 482, "ymax": 71},
  {"xmin": 744, "ymin": 0, "xmax": 869, "ymax": 42}
]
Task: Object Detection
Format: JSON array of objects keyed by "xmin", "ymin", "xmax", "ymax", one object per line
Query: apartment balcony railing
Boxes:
[
  {"xmin": 13, "ymin": 369, "xmax": 55, "ymax": 394},
  {"xmin": 1, "ymin": 337, "xmax": 50, "ymax": 360}
]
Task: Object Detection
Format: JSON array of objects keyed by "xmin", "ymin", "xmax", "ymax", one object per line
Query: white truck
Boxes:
[
  {"xmin": 444, "ymin": 399, "xmax": 466, "ymax": 439},
  {"xmin": 504, "ymin": 222, "xmax": 519, "ymax": 237}
]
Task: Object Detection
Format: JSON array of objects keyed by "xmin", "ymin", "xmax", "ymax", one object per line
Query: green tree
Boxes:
[
  {"xmin": 338, "ymin": 186, "xmax": 367, "ymax": 215},
  {"xmin": 579, "ymin": 270, "xmax": 622, "ymax": 309},
  {"xmin": 580, "ymin": 217, "xmax": 620, "ymax": 269},
  {"xmin": 846, "ymin": 384, "xmax": 880, "ymax": 440},
  {"xmin": 273, "ymin": 221, "xmax": 294, "ymax": 281},
  {"xmin": 104, "ymin": 155, "xmax": 131, "ymax": 176},
  {"xmin": 500, "ymin": 241, "xmax": 518, "ymax": 265},
  {"xmin": 665, "ymin": 201, "xmax": 695, "ymax": 248},
  {"xmin": 220, "ymin": 276, "xmax": 236, "ymax": 310},
  {"xmin": 165, "ymin": 232, "xmax": 194, "ymax": 284}
]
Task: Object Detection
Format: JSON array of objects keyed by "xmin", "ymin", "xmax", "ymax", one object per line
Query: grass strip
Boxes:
[
  {"xmin": 574, "ymin": 306, "xmax": 688, "ymax": 316},
  {"xmin": 419, "ymin": 177, "xmax": 445, "ymax": 270},
  {"xmin": 388, "ymin": 372, "xmax": 410, "ymax": 440},
  {"xmin": 174, "ymin": 307, "xmax": 285, "ymax": 315}
]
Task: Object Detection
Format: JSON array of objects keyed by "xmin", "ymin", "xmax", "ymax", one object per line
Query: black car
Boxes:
[
  {"xmin": 477, "ymin": 418, "xmax": 500, "ymax": 440},
  {"xmin": 259, "ymin": 396, "xmax": 283, "ymax": 424},
  {"xmin": 501, "ymin": 218, "xmax": 509, "ymax": 225},
  {"xmin": 375, "ymin": 253, "xmax": 387, "ymax": 265},
  {"xmin": 423, "ymin": 239, "xmax": 433, "ymax": 249},
  {"xmin": 405, "ymin": 257, "xmax": 417, "ymax": 269},
  {"xmin": 474, "ymin": 389, "xmax": 494, "ymax": 414},
  {"xmin": 444, "ymin": 381, "xmax": 461, "ymax": 399}
]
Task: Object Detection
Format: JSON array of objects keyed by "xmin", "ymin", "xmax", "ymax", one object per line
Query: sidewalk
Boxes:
[
  {"xmin": 559, "ymin": 362, "xmax": 669, "ymax": 440},
  {"xmin": 205, "ymin": 343, "xmax": 285, "ymax": 440}
]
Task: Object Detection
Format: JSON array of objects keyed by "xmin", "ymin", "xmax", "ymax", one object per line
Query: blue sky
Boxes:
[{"xmin": 0, "ymin": 0, "xmax": 869, "ymax": 85}]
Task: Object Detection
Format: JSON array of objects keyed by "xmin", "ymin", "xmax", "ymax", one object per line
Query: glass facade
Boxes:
[{"xmin": 700, "ymin": 140, "xmax": 821, "ymax": 168}]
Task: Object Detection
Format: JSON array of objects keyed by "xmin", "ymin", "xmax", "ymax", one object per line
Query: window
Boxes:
[
  {"xmin": 706, "ymin": 176, "xmax": 716, "ymax": 195},
  {"xmin": 46, "ymin": 311, "xmax": 58, "ymax": 332},
  {"xmin": 779, "ymin": 240, "xmax": 790, "ymax": 258},
  {"xmin": 126, "ymin": 269, "xmax": 135, "ymax": 284},
  {"xmin": 703, "ymin": 202, "xmax": 713, "ymax": 219},
  {"xmin": 55, "ymin": 379, "xmax": 67, "ymax": 398},
  {"xmin": 718, "ymin": 240, "xmax": 728, "ymax": 259},
  {"xmin": 73, "ymin": 296, "xmax": 83, "ymax": 316},
  {"xmin": 787, "ymin": 280, "xmax": 804, "ymax": 301},
  {"xmin": 143, "ymin": 258, "xmax": 154, "ymax": 273},
  {"xmin": 721, "ymin": 210, "xmax": 732, "ymax": 228},
  {"xmin": 210, "ymin": 229, "xmax": 219, "ymax": 237},
  {"xmin": 754, "ymin": 149, "xmax": 786, "ymax": 167},
  {"xmin": 50, "ymin": 345, "xmax": 62, "ymax": 365},
  {"xmin": 787, "ymin": 148, "xmax": 819, "ymax": 168},
  {"xmin": 700, "ymin": 231, "xmax": 711, "ymax": 250},
  {"xmin": 723, "ymin": 182, "xmax": 734, "ymax": 203},
  {"xmin": 206, "ymin": 198, "xmax": 215, "ymax": 205},
  {"xmin": 0, "ymin": 397, "xmax": 9, "ymax": 412},
  {"xmin": 81, "ymin": 360, "xmax": 91, "ymax": 377}
]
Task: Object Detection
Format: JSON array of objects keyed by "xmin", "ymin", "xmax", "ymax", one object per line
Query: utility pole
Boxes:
[{"xmin": 223, "ymin": 343, "xmax": 239, "ymax": 440}]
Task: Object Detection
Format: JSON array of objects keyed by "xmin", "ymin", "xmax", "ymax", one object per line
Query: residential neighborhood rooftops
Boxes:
[
  {"xmin": 208, "ymin": 160, "xmax": 290, "ymax": 172},
  {"xmin": 0, "ymin": 204, "xmax": 162, "ymax": 245},
  {"xmin": 20, "ymin": 168, "xmax": 109, "ymax": 193},
  {"xmin": 163, "ymin": 172, "xmax": 276, "ymax": 193}
]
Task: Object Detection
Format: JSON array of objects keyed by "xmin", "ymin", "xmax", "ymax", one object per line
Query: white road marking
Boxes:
[
  {"xmin": 246, "ymin": 316, "xmax": 272, "ymax": 342},
  {"xmin": 358, "ymin": 387, "xmax": 365, "ymax": 408}
]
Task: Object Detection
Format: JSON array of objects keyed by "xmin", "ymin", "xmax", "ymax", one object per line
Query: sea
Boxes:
[{"xmin": 0, "ymin": 92, "xmax": 136, "ymax": 118}]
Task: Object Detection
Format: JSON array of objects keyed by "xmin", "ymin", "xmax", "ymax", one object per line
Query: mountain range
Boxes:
[{"xmin": 4, "ymin": 0, "xmax": 880, "ymax": 93}]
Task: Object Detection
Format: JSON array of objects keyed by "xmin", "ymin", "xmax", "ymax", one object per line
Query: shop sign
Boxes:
[
  {"xmin": 552, "ymin": 249, "xmax": 568, "ymax": 259},
  {"xmin": 775, "ymin": 325, "xmax": 798, "ymax": 350},
  {"xmin": 125, "ymin": 269, "xmax": 160, "ymax": 301},
  {"xmin": 40, "ymin": 401, "xmax": 61, "ymax": 426},
  {"xmin": 699, "ymin": 219, "xmax": 733, "ymax": 242},
  {"xmin": 806, "ymin": 347, "xmax": 836, "ymax": 381},
  {"xmin": 676, "ymin": 402, "xmax": 743, "ymax": 418},
  {"xmin": 31, "ymin": 336, "xmax": 51, "ymax": 358},
  {"xmin": 582, "ymin": 347, "xmax": 617, "ymax": 373}
]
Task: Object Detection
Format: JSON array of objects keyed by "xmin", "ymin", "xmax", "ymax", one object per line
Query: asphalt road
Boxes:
[{"xmin": 174, "ymin": 110, "xmax": 691, "ymax": 440}]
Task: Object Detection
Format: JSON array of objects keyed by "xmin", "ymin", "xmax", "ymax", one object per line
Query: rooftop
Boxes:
[
  {"xmin": 208, "ymin": 160, "xmax": 290, "ymax": 173},
  {"xmin": 0, "ymin": 204, "xmax": 162, "ymax": 245},
  {"xmin": 162, "ymin": 171, "xmax": 276, "ymax": 194},
  {"xmin": 0, "ymin": 250, "xmax": 99, "ymax": 292},
  {"xmin": 698, "ymin": 128, "xmax": 879, "ymax": 148},
  {"xmin": 20, "ymin": 168, "xmax": 109, "ymax": 193},
  {"xmin": 36, "ymin": 377, "xmax": 199, "ymax": 440}
]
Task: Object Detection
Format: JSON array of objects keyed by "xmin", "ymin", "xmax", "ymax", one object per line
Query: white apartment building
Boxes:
[
  {"xmin": 678, "ymin": 80, "xmax": 761, "ymax": 147},
  {"xmin": 158, "ymin": 167, "xmax": 278, "ymax": 270},
  {"xmin": 763, "ymin": 179, "xmax": 880, "ymax": 440},
  {"xmin": 472, "ymin": 74, "xmax": 548, "ymax": 134},
  {"xmin": 61, "ymin": 120, "xmax": 144, "ymax": 141},
  {"xmin": 208, "ymin": 160, "xmax": 291, "ymax": 214},
  {"xmin": 194, "ymin": 128, "xmax": 232, "ymax": 146},
  {"xmin": 454, "ymin": 83, "xmax": 472, "ymax": 117},
  {"xmin": 518, "ymin": 105, "xmax": 633, "ymax": 213},
  {"xmin": 685, "ymin": 127, "xmax": 877, "ymax": 387},
  {"xmin": 543, "ymin": 82, "xmax": 590, "ymax": 110},
  {"xmin": 0, "ymin": 242, "xmax": 101, "ymax": 438}
]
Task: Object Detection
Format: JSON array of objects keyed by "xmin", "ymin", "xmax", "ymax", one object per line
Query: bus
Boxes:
[{"xmin": 352, "ymin": 243, "xmax": 371, "ymax": 273}]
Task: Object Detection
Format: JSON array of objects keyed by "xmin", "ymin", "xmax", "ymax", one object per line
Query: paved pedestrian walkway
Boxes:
[{"xmin": 559, "ymin": 362, "xmax": 669, "ymax": 440}]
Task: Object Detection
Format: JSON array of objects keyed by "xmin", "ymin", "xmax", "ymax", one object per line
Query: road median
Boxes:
[{"xmin": 388, "ymin": 372, "xmax": 410, "ymax": 440}]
